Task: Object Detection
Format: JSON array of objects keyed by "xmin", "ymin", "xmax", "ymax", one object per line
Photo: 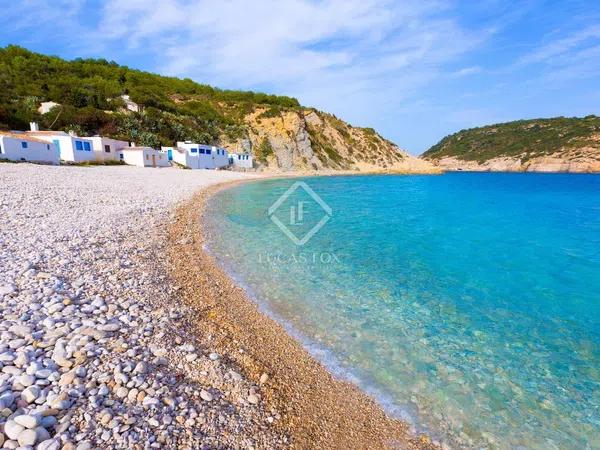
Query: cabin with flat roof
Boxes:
[
  {"xmin": 175, "ymin": 141, "xmax": 229, "ymax": 169},
  {"xmin": 0, "ymin": 131, "xmax": 59, "ymax": 164}
]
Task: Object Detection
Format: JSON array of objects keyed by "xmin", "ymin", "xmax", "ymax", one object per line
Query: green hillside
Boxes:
[
  {"xmin": 422, "ymin": 116, "xmax": 600, "ymax": 163},
  {"xmin": 0, "ymin": 45, "xmax": 437, "ymax": 173},
  {"xmin": 0, "ymin": 45, "xmax": 299, "ymax": 147}
]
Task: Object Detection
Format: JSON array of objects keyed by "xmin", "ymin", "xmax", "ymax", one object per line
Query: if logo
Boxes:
[
  {"xmin": 268, "ymin": 181, "xmax": 332, "ymax": 245},
  {"xmin": 289, "ymin": 201, "xmax": 309, "ymax": 225}
]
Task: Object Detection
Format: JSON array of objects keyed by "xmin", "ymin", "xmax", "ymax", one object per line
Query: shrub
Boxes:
[{"xmin": 255, "ymin": 137, "xmax": 274, "ymax": 162}]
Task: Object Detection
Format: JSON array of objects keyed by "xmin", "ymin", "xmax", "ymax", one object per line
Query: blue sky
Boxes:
[{"xmin": 1, "ymin": 0, "xmax": 598, "ymax": 154}]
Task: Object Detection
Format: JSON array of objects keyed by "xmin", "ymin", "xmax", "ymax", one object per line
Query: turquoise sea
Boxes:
[{"xmin": 204, "ymin": 173, "xmax": 600, "ymax": 449}]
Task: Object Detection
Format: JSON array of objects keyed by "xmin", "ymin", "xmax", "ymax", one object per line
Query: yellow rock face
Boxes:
[{"xmin": 219, "ymin": 106, "xmax": 439, "ymax": 174}]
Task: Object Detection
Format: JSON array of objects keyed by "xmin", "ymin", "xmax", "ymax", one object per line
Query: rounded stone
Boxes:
[
  {"xmin": 14, "ymin": 414, "xmax": 40, "ymax": 429},
  {"xmin": 4, "ymin": 420, "xmax": 25, "ymax": 440},
  {"xmin": 38, "ymin": 438, "xmax": 61, "ymax": 450},
  {"xmin": 17, "ymin": 428, "xmax": 37, "ymax": 447},
  {"xmin": 21, "ymin": 385, "xmax": 41, "ymax": 403},
  {"xmin": 35, "ymin": 426, "xmax": 51, "ymax": 443},
  {"xmin": 200, "ymin": 390, "xmax": 213, "ymax": 402},
  {"xmin": 18, "ymin": 374, "xmax": 36, "ymax": 387},
  {"xmin": 116, "ymin": 387, "xmax": 129, "ymax": 398}
]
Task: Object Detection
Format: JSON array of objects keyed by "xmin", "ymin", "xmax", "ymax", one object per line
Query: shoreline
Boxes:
[{"xmin": 167, "ymin": 178, "xmax": 438, "ymax": 449}]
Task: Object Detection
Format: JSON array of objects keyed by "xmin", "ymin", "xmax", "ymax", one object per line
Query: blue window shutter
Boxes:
[
  {"xmin": 84, "ymin": 142, "xmax": 91, "ymax": 151},
  {"xmin": 21, "ymin": 141, "xmax": 28, "ymax": 149},
  {"xmin": 75, "ymin": 141, "xmax": 83, "ymax": 151}
]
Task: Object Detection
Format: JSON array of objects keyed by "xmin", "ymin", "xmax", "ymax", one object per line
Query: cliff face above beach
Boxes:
[
  {"xmin": 422, "ymin": 116, "xmax": 600, "ymax": 172},
  {"xmin": 0, "ymin": 45, "xmax": 436, "ymax": 173},
  {"xmin": 220, "ymin": 105, "xmax": 436, "ymax": 172}
]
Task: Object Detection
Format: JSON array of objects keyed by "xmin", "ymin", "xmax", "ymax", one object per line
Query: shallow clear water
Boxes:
[{"xmin": 205, "ymin": 173, "xmax": 600, "ymax": 449}]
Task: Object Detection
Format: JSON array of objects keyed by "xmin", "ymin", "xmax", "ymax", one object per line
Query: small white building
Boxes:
[
  {"xmin": 27, "ymin": 129, "xmax": 96, "ymax": 163},
  {"xmin": 174, "ymin": 142, "xmax": 230, "ymax": 169},
  {"xmin": 165, "ymin": 147, "xmax": 191, "ymax": 168},
  {"xmin": 121, "ymin": 95, "xmax": 140, "ymax": 113},
  {"xmin": 0, "ymin": 132, "xmax": 59, "ymax": 164},
  {"xmin": 38, "ymin": 101, "xmax": 60, "ymax": 115},
  {"xmin": 161, "ymin": 146, "xmax": 176, "ymax": 164},
  {"xmin": 90, "ymin": 136, "xmax": 130, "ymax": 161},
  {"xmin": 117, "ymin": 147, "xmax": 170, "ymax": 168},
  {"xmin": 229, "ymin": 153, "xmax": 253, "ymax": 169}
]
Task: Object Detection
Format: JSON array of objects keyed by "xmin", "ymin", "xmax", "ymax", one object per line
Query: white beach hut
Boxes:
[
  {"xmin": 0, "ymin": 131, "xmax": 59, "ymax": 164},
  {"xmin": 229, "ymin": 153, "xmax": 253, "ymax": 169},
  {"xmin": 26, "ymin": 124, "xmax": 96, "ymax": 163},
  {"xmin": 27, "ymin": 131, "xmax": 96, "ymax": 163},
  {"xmin": 175, "ymin": 141, "xmax": 230, "ymax": 169},
  {"xmin": 90, "ymin": 136, "xmax": 130, "ymax": 161},
  {"xmin": 117, "ymin": 147, "xmax": 170, "ymax": 167},
  {"xmin": 165, "ymin": 147, "xmax": 191, "ymax": 168}
]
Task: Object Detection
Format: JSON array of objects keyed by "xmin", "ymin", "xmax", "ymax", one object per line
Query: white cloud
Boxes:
[
  {"xmin": 451, "ymin": 66, "xmax": 482, "ymax": 77},
  {"xmin": 87, "ymin": 0, "xmax": 482, "ymax": 137},
  {"xmin": 511, "ymin": 23, "xmax": 600, "ymax": 88},
  {"xmin": 517, "ymin": 24, "xmax": 600, "ymax": 66}
]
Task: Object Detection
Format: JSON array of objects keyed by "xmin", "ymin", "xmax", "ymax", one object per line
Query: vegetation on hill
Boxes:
[
  {"xmin": 422, "ymin": 116, "xmax": 600, "ymax": 163},
  {"xmin": 0, "ymin": 45, "xmax": 433, "ymax": 172},
  {"xmin": 254, "ymin": 137, "xmax": 274, "ymax": 163},
  {"xmin": 0, "ymin": 45, "xmax": 298, "ymax": 145}
]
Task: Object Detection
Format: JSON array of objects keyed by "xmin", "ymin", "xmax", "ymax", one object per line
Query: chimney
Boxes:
[{"xmin": 29, "ymin": 122, "xmax": 39, "ymax": 132}]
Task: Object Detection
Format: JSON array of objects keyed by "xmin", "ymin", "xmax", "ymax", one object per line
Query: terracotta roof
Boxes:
[
  {"xmin": 27, "ymin": 130, "xmax": 69, "ymax": 136},
  {"xmin": 0, "ymin": 131, "xmax": 54, "ymax": 145}
]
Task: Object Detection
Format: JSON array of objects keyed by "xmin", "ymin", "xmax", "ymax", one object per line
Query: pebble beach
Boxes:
[
  {"xmin": 0, "ymin": 164, "xmax": 283, "ymax": 449},
  {"xmin": 0, "ymin": 163, "xmax": 435, "ymax": 449}
]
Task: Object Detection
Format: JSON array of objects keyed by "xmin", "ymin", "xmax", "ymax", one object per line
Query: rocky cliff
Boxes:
[
  {"xmin": 422, "ymin": 116, "xmax": 600, "ymax": 173},
  {"xmin": 220, "ymin": 106, "xmax": 436, "ymax": 173}
]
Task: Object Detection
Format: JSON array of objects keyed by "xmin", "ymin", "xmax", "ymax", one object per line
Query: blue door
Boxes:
[
  {"xmin": 53, "ymin": 140, "xmax": 61, "ymax": 159},
  {"xmin": 167, "ymin": 149, "xmax": 173, "ymax": 161}
]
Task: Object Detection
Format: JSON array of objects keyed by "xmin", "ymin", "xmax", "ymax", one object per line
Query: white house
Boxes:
[
  {"xmin": 27, "ymin": 129, "xmax": 96, "ymax": 163},
  {"xmin": 229, "ymin": 153, "xmax": 253, "ymax": 169},
  {"xmin": 165, "ymin": 147, "xmax": 191, "ymax": 168},
  {"xmin": 161, "ymin": 146, "xmax": 176, "ymax": 164},
  {"xmin": 90, "ymin": 136, "xmax": 130, "ymax": 161},
  {"xmin": 117, "ymin": 147, "xmax": 170, "ymax": 168},
  {"xmin": 174, "ymin": 141, "xmax": 230, "ymax": 169},
  {"xmin": 121, "ymin": 95, "xmax": 140, "ymax": 113},
  {"xmin": 38, "ymin": 101, "xmax": 60, "ymax": 115},
  {"xmin": 0, "ymin": 132, "xmax": 60, "ymax": 164}
]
